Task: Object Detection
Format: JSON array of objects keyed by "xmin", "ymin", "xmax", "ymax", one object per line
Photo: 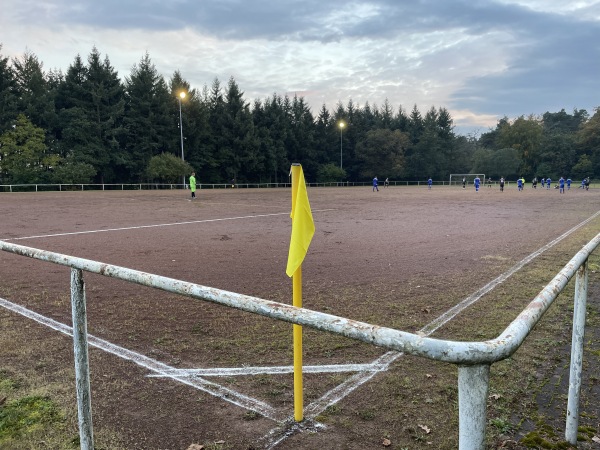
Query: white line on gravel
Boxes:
[{"xmin": 1, "ymin": 209, "xmax": 336, "ymax": 241}]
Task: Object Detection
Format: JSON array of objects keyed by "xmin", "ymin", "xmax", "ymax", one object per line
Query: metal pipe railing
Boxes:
[
  {"xmin": 71, "ymin": 268, "xmax": 94, "ymax": 448},
  {"xmin": 1, "ymin": 233, "xmax": 598, "ymax": 449}
]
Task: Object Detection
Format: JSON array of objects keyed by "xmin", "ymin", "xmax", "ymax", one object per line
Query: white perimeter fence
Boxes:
[
  {"xmin": 1, "ymin": 234, "xmax": 599, "ymax": 450},
  {"xmin": 0, "ymin": 180, "xmax": 545, "ymax": 192},
  {"xmin": 1, "ymin": 181, "xmax": 596, "ymax": 193}
]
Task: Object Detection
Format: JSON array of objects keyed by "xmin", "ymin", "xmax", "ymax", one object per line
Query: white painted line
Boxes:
[
  {"xmin": 302, "ymin": 351, "xmax": 403, "ymax": 417},
  {"xmin": 0, "ymin": 296, "xmax": 284, "ymax": 423},
  {"xmin": 147, "ymin": 363, "xmax": 387, "ymax": 377},
  {"xmin": 1, "ymin": 209, "xmax": 337, "ymax": 242},
  {"xmin": 420, "ymin": 209, "xmax": 600, "ymax": 336}
]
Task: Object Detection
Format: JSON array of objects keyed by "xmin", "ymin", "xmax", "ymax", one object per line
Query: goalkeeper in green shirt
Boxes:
[{"xmin": 189, "ymin": 172, "xmax": 197, "ymax": 199}]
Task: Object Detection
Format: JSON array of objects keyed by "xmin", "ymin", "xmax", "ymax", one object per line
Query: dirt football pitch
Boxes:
[{"xmin": 1, "ymin": 184, "xmax": 599, "ymax": 449}]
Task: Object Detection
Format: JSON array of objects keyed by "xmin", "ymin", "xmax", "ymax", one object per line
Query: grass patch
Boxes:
[
  {"xmin": 0, "ymin": 395, "xmax": 62, "ymax": 441},
  {"xmin": 0, "ymin": 370, "xmax": 84, "ymax": 449},
  {"xmin": 0, "ymin": 321, "xmax": 127, "ymax": 450}
]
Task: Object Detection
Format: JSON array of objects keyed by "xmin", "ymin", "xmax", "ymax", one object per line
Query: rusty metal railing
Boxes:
[{"xmin": 1, "ymin": 233, "xmax": 599, "ymax": 449}]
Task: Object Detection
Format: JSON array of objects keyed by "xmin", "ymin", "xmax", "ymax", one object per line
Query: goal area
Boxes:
[{"xmin": 449, "ymin": 174, "xmax": 486, "ymax": 187}]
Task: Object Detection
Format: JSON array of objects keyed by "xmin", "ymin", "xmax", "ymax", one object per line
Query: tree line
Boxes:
[{"xmin": 1, "ymin": 45, "xmax": 598, "ymax": 185}]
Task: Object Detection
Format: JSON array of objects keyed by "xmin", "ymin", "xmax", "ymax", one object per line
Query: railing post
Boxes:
[
  {"xmin": 565, "ymin": 258, "xmax": 588, "ymax": 444},
  {"xmin": 71, "ymin": 268, "xmax": 94, "ymax": 450},
  {"xmin": 458, "ymin": 364, "xmax": 490, "ymax": 450}
]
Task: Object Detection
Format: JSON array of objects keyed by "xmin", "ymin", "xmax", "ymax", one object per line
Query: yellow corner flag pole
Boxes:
[{"xmin": 286, "ymin": 164, "xmax": 315, "ymax": 422}]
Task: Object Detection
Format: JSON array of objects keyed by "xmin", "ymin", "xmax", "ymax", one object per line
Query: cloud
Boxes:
[
  {"xmin": 1, "ymin": 0, "xmax": 599, "ymax": 135},
  {"xmin": 450, "ymin": 9, "xmax": 600, "ymax": 117}
]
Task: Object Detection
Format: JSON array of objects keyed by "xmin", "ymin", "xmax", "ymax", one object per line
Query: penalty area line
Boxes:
[
  {"xmin": 259, "ymin": 209, "xmax": 600, "ymax": 448},
  {"xmin": 1, "ymin": 209, "xmax": 337, "ymax": 242}
]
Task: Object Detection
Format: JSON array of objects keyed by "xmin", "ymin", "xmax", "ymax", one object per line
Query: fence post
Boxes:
[
  {"xmin": 71, "ymin": 268, "xmax": 94, "ymax": 450},
  {"xmin": 565, "ymin": 258, "xmax": 588, "ymax": 444},
  {"xmin": 458, "ymin": 364, "xmax": 490, "ymax": 450}
]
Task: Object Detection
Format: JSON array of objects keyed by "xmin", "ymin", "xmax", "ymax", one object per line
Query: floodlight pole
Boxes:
[
  {"xmin": 339, "ymin": 121, "xmax": 345, "ymax": 170},
  {"xmin": 178, "ymin": 92, "xmax": 186, "ymax": 188}
]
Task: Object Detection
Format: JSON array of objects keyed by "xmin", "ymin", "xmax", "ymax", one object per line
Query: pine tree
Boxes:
[
  {"xmin": 251, "ymin": 98, "xmax": 277, "ymax": 183},
  {"xmin": 86, "ymin": 48, "xmax": 126, "ymax": 182},
  {"xmin": 123, "ymin": 52, "xmax": 174, "ymax": 181},
  {"xmin": 379, "ymin": 99, "xmax": 394, "ymax": 129},
  {"xmin": 289, "ymin": 95, "xmax": 316, "ymax": 179},
  {"xmin": 262, "ymin": 94, "xmax": 289, "ymax": 184},
  {"xmin": 205, "ymin": 78, "xmax": 227, "ymax": 182},
  {"xmin": 11, "ymin": 50, "xmax": 57, "ymax": 133},
  {"xmin": 313, "ymin": 104, "xmax": 334, "ymax": 166},
  {"xmin": 0, "ymin": 45, "xmax": 18, "ymax": 134},
  {"xmin": 54, "ymin": 54, "xmax": 97, "ymax": 180},
  {"xmin": 222, "ymin": 76, "xmax": 259, "ymax": 182}
]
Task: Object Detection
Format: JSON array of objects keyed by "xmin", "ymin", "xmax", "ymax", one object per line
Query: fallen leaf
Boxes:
[
  {"xmin": 418, "ymin": 424, "xmax": 431, "ymax": 434},
  {"xmin": 382, "ymin": 438, "xmax": 391, "ymax": 447},
  {"xmin": 186, "ymin": 445, "xmax": 204, "ymax": 450}
]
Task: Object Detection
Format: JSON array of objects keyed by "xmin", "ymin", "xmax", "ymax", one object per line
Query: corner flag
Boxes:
[
  {"xmin": 286, "ymin": 164, "xmax": 315, "ymax": 277},
  {"xmin": 287, "ymin": 163, "xmax": 314, "ymax": 422}
]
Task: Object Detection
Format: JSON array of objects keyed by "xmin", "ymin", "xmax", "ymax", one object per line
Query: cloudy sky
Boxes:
[{"xmin": 1, "ymin": 0, "xmax": 599, "ymax": 135}]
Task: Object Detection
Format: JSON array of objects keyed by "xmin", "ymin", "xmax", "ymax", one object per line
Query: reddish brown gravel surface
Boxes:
[{"xmin": 1, "ymin": 185, "xmax": 599, "ymax": 449}]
